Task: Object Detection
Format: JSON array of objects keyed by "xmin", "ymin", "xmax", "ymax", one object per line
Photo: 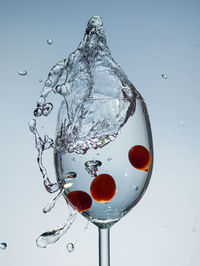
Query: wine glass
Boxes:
[{"xmin": 54, "ymin": 93, "xmax": 153, "ymax": 266}]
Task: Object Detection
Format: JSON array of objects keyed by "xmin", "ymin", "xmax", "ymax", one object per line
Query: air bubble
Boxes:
[
  {"xmin": 18, "ymin": 70, "xmax": 27, "ymax": 76},
  {"xmin": 85, "ymin": 160, "xmax": 102, "ymax": 177},
  {"xmin": 161, "ymin": 74, "xmax": 168, "ymax": 79},
  {"xmin": 0, "ymin": 243, "xmax": 7, "ymax": 250},
  {"xmin": 34, "ymin": 108, "xmax": 43, "ymax": 117},
  {"xmin": 43, "ymin": 103, "xmax": 53, "ymax": 116},
  {"xmin": 47, "ymin": 38, "xmax": 53, "ymax": 45},
  {"xmin": 66, "ymin": 242, "xmax": 74, "ymax": 253}
]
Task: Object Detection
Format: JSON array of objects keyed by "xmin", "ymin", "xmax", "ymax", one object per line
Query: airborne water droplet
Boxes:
[
  {"xmin": 28, "ymin": 119, "xmax": 36, "ymax": 133},
  {"xmin": 107, "ymin": 158, "xmax": 112, "ymax": 162},
  {"xmin": 34, "ymin": 107, "xmax": 43, "ymax": 117},
  {"xmin": 0, "ymin": 243, "xmax": 7, "ymax": 250},
  {"xmin": 42, "ymin": 103, "xmax": 53, "ymax": 116},
  {"xmin": 66, "ymin": 242, "xmax": 74, "ymax": 253},
  {"xmin": 39, "ymin": 79, "xmax": 43, "ymax": 83},
  {"xmin": 18, "ymin": 70, "xmax": 27, "ymax": 76},
  {"xmin": 161, "ymin": 74, "xmax": 168, "ymax": 79},
  {"xmin": 47, "ymin": 38, "xmax": 53, "ymax": 45}
]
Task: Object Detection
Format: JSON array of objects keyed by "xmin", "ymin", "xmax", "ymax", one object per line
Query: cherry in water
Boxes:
[
  {"xmin": 90, "ymin": 174, "xmax": 116, "ymax": 203},
  {"xmin": 66, "ymin": 191, "xmax": 92, "ymax": 212},
  {"xmin": 128, "ymin": 145, "xmax": 151, "ymax": 171}
]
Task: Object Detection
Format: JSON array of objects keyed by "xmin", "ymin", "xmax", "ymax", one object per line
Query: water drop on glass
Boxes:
[
  {"xmin": 47, "ymin": 38, "xmax": 53, "ymax": 45},
  {"xmin": 0, "ymin": 243, "xmax": 7, "ymax": 250},
  {"xmin": 43, "ymin": 103, "xmax": 53, "ymax": 116},
  {"xmin": 34, "ymin": 107, "xmax": 43, "ymax": 117},
  {"xmin": 161, "ymin": 74, "xmax": 168, "ymax": 79},
  {"xmin": 66, "ymin": 242, "xmax": 74, "ymax": 253},
  {"xmin": 18, "ymin": 70, "xmax": 27, "ymax": 76}
]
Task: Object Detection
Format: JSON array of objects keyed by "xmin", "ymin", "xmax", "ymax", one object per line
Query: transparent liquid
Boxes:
[{"xmin": 54, "ymin": 98, "xmax": 153, "ymax": 228}]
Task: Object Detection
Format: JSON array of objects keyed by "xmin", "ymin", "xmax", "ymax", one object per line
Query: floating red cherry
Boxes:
[
  {"xmin": 66, "ymin": 190, "xmax": 92, "ymax": 212},
  {"xmin": 90, "ymin": 174, "xmax": 116, "ymax": 203},
  {"xmin": 128, "ymin": 145, "xmax": 151, "ymax": 171}
]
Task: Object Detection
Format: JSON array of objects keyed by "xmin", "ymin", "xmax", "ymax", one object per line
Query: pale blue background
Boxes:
[{"xmin": 0, "ymin": 0, "xmax": 200, "ymax": 265}]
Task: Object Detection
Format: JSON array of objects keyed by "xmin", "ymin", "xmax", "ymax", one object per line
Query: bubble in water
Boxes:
[
  {"xmin": 18, "ymin": 70, "xmax": 27, "ymax": 76},
  {"xmin": 36, "ymin": 212, "xmax": 77, "ymax": 248},
  {"xmin": 64, "ymin": 172, "xmax": 77, "ymax": 179},
  {"xmin": 42, "ymin": 103, "xmax": 53, "ymax": 116},
  {"xmin": 161, "ymin": 74, "xmax": 168, "ymax": 79},
  {"xmin": 0, "ymin": 243, "xmax": 7, "ymax": 250},
  {"xmin": 34, "ymin": 107, "xmax": 43, "ymax": 117},
  {"xmin": 85, "ymin": 160, "xmax": 102, "ymax": 177},
  {"xmin": 107, "ymin": 158, "xmax": 112, "ymax": 162},
  {"xmin": 47, "ymin": 38, "xmax": 53, "ymax": 45},
  {"xmin": 66, "ymin": 242, "xmax": 74, "ymax": 253}
]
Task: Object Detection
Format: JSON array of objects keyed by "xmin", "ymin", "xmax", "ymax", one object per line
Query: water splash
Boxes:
[
  {"xmin": 28, "ymin": 119, "xmax": 59, "ymax": 193},
  {"xmin": 36, "ymin": 212, "xmax": 77, "ymax": 248},
  {"xmin": 0, "ymin": 243, "xmax": 7, "ymax": 250},
  {"xmin": 85, "ymin": 160, "xmax": 102, "ymax": 177}
]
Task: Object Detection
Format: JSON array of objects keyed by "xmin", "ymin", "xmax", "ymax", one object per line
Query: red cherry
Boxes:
[
  {"xmin": 66, "ymin": 190, "xmax": 92, "ymax": 212},
  {"xmin": 90, "ymin": 174, "xmax": 116, "ymax": 203},
  {"xmin": 128, "ymin": 145, "xmax": 151, "ymax": 171}
]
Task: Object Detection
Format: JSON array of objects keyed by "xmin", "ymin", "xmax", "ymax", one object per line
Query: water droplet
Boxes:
[
  {"xmin": 161, "ymin": 74, "xmax": 168, "ymax": 79},
  {"xmin": 39, "ymin": 79, "xmax": 43, "ymax": 83},
  {"xmin": 37, "ymin": 96, "xmax": 46, "ymax": 107},
  {"xmin": 178, "ymin": 120, "xmax": 184, "ymax": 127},
  {"xmin": 34, "ymin": 107, "xmax": 43, "ymax": 117},
  {"xmin": 85, "ymin": 160, "xmax": 102, "ymax": 176},
  {"xmin": 47, "ymin": 38, "xmax": 53, "ymax": 45},
  {"xmin": 0, "ymin": 243, "xmax": 7, "ymax": 250},
  {"xmin": 72, "ymin": 157, "xmax": 75, "ymax": 161},
  {"xmin": 107, "ymin": 158, "xmax": 112, "ymax": 162},
  {"xmin": 18, "ymin": 70, "xmax": 27, "ymax": 76},
  {"xmin": 66, "ymin": 242, "xmax": 74, "ymax": 253},
  {"xmin": 42, "ymin": 103, "xmax": 53, "ymax": 116},
  {"xmin": 45, "ymin": 79, "xmax": 52, "ymax": 87},
  {"xmin": 36, "ymin": 212, "xmax": 77, "ymax": 248},
  {"xmin": 28, "ymin": 119, "xmax": 36, "ymax": 133}
]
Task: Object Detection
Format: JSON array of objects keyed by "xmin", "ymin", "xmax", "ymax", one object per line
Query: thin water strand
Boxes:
[
  {"xmin": 28, "ymin": 119, "xmax": 59, "ymax": 193},
  {"xmin": 43, "ymin": 188, "xmax": 64, "ymax": 213},
  {"xmin": 36, "ymin": 212, "xmax": 77, "ymax": 248}
]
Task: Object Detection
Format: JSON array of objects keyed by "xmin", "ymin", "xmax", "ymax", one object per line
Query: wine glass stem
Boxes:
[{"xmin": 98, "ymin": 228, "xmax": 110, "ymax": 266}]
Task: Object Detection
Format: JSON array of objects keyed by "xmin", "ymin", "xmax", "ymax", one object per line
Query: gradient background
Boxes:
[{"xmin": 0, "ymin": 0, "xmax": 200, "ymax": 265}]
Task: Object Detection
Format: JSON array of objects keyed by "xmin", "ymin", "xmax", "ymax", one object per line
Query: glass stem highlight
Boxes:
[{"xmin": 98, "ymin": 228, "xmax": 110, "ymax": 266}]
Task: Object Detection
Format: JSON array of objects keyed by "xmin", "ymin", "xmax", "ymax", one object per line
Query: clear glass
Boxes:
[{"xmin": 54, "ymin": 96, "xmax": 153, "ymax": 265}]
